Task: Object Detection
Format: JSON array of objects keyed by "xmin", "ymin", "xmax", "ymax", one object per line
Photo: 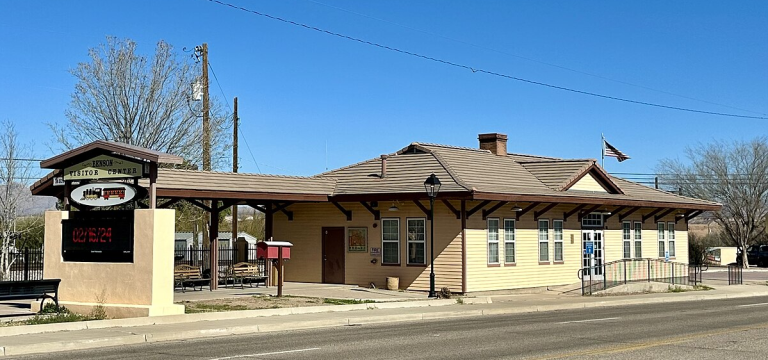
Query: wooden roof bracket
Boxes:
[
  {"xmin": 185, "ymin": 198, "xmax": 211, "ymax": 212},
  {"xmin": 360, "ymin": 201, "xmax": 381, "ymax": 220},
  {"xmin": 642, "ymin": 208, "xmax": 664, "ymax": 223},
  {"xmin": 563, "ymin": 204, "xmax": 587, "ymax": 222},
  {"xmin": 441, "ymin": 199, "xmax": 461, "ymax": 219},
  {"xmin": 412, "ymin": 200, "xmax": 432, "ymax": 220},
  {"xmin": 332, "ymin": 201, "xmax": 352, "ymax": 221},
  {"xmin": 533, "ymin": 203, "xmax": 558, "ymax": 221},
  {"xmin": 618, "ymin": 207, "xmax": 640, "ymax": 222},
  {"xmin": 273, "ymin": 202, "xmax": 294, "ymax": 221},
  {"xmin": 686, "ymin": 210, "xmax": 703, "ymax": 222},
  {"xmin": 602, "ymin": 206, "xmax": 626, "ymax": 222},
  {"xmin": 467, "ymin": 200, "xmax": 491, "ymax": 219},
  {"xmin": 158, "ymin": 198, "xmax": 182, "ymax": 209},
  {"xmin": 516, "ymin": 203, "xmax": 540, "ymax": 221},
  {"xmin": 654, "ymin": 208, "xmax": 676, "ymax": 223},
  {"xmin": 482, "ymin": 201, "xmax": 508, "ymax": 220},
  {"xmin": 578, "ymin": 205, "xmax": 602, "ymax": 221},
  {"xmin": 677, "ymin": 210, "xmax": 695, "ymax": 223}
]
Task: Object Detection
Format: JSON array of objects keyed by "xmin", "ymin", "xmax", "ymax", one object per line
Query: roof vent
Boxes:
[
  {"xmin": 380, "ymin": 155, "xmax": 388, "ymax": 178},
  {"xmin": 478, "ymin": 133, "xmax": 508, "ymax": 156}
]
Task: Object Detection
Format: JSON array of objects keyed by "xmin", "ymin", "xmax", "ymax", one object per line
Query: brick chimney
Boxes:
[{"xmin": 478, "ymin": 133, "xmax": 508, "ymax": 156}]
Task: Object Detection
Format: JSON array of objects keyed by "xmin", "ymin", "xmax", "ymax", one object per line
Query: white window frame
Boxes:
[
  {"xmin": 622, "ymin": 221, "xmax": 632, "ymax": 259},
  {"xmin": 487, "ymin": 218, "xmax": 500, "ymax": 264},
  {"xmin": 634, "ymin": 221, "xmax": 642, "ymax": 258},
  {"xmin": 553, "ymin": 220, "xmax": 564, "ymax": 262},
  {"xmin": 504, "ymin": 218, "xmax": 516, "ymax": 264},
  {"xmin": 539, "ymin": 219, "xmax": 550, "ymax": 262},
  {"xmin": 667, "ymin": 222, "xmax": 676, "ymax": 257},
  {"xmin": 657, "ymin": 222, "xmax": 665, "ymax": 258},
  {"xmin": 581, "ymin": 213, "xmax": 603, "ymax": 227},
  {"xmin": 406, "ymin": 218, "xmax": 426, "ymax": 265},
  {"xmin": 382, "ymin": 218, "xmax": 400, "ymax": 265}
]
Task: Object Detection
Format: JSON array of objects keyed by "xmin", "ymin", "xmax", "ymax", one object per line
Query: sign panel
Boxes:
[
  {"xmin": 347, "ymin": 227, "xmax": 368, "ymax": 252},
  {"xmin": 70, "ymin": 182, "xmax": 138, "ymax": 207},
  {"xmin": 61, "ymin": 210, "xmax": 134, "ymax": 262},
  {"xmin": 53, "ymin": 177, "xmax": 65, "ymax": 186},
  {"xmin": 585, "ymin": 241, "xmax": 594, "ymax": 255},
  {"xmin": 64, "ymin": 155, "xmax": 142, "ymax": 181}
]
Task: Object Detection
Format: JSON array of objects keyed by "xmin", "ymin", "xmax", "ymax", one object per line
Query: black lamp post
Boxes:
[{"xmin": 424, "ymin": 173, "xmax": 441, "ymax": 298}]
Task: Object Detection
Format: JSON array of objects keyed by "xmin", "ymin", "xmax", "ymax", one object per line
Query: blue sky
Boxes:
[{"xmin": 1, "ymin": 1, "xmax": 766, "ymax": 185}]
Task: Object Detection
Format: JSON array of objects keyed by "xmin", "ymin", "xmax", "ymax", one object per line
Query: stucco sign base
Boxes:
[{"xmin": 43, "ymin": 210, "xmax": 184, "ymax": 319}]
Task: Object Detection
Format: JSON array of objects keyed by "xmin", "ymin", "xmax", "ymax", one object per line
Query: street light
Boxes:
[{"xmin": 424, "ymin": 173, "xmax": 441, "ymax": 298}]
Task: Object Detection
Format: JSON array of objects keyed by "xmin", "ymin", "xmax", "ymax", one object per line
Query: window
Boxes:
[
  {"xmin": 488, "ymin": 218, "xmax": 499, "ymax": 264},
  {"xmin": 581, "ymin": 213, "xmax": 603, "ymax": 227},
  {"xmin": 657, "ymin": 222, "xmax": 665, "ymax": 258},
  {"xmin": 668, "ymin": 222, "xmax": 676, "ymax": 257},
  {"xmin": 554, "ymin": 220, "xmax": 563, "ymax": 262},
  {"xmin": 504, "ymin": 219, "xmax": 516, "ymax": 263},
  {"xmin": 175, "ymin": 240, "xmax": 187, "ymax": 259},
  {"xmin": 634, "ymin": 221, "xmax": 642, "ymax": 258},
  {"xmin": 406, "ymin": 218, "xmax": 426, "ymax": 265},
  {"xmin": 382, "ymin": 218, "xmax": 400, "ymax": 264},
  {"xmin": 539, "ymin": 219, "xmax": 549, "ymax": 262},
  {"xmin": 622, "ymin": 222, "xmax": 631, "ymax": 259}
]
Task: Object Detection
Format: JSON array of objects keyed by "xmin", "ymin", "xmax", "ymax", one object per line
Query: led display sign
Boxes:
[{"xmin": 61, "ymin": 210, "xmax": 134, "ymax": 263}]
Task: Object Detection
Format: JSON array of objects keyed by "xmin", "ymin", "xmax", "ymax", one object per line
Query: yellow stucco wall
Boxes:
[
  {"xmin": 43, "ymin": 210, "xmax": 183, "ymax": 318},
  {"xmin": 273, "ymin": 201, "xmax": 463, "ymax": 291}
]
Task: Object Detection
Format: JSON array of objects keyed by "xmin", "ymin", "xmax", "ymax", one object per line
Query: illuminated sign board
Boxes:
[
  {"xmin": 64, "ymin": 155, "xmax": 143, "ymax": 181},
  {"xmin": 61, "ymin": 210, "xmax": 134, "ymax": 263}
]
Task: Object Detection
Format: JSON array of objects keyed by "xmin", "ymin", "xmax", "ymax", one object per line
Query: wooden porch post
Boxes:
[
  {"xmin": 265, "ymin": 202, "xmax": 274, "ymax": 241},
  {"xmin": 209, "ymin": 201, "xmax": 219, "ymax": 290}
]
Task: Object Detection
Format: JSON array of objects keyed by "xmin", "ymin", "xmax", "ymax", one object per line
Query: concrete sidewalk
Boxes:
[{"xmin": 2, "ymin": 283, "xmax": 768, "ymax": 357}]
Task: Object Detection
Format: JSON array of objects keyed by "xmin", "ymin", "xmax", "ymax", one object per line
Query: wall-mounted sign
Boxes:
[
  {"xmin": 64, "ymin": 154, "xmax": 143, "ymax": 181},
  {"xmin": 370, "ymin": 247, "xmax": 381, "ymax": 256},
  {"xmin": 61, "ymin": 210, "xmax": 134, "ymax": 263},
  {"xmin": 347, "ymin": 227, "xmax": 368, "ymax": 252},
  {"xmin": 70, "ymin": 183, "xmax": 138, "ymax": 207},
  {"xmin": 53, "ymin": 177, "xmax": 65, "ymax": 186}
]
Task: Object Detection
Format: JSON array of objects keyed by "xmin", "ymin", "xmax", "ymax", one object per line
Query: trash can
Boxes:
[{"xmin": 386, "ymin": 276, "xmax": 399, "ymax": 290}]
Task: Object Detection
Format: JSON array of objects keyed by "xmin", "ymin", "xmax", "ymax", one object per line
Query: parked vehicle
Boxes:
[{"xmin": 737, "ymin": 245, "xmax": 768, "ymax": 267}]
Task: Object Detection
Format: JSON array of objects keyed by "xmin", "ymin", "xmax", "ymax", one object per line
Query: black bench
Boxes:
[{"xmin": 0, "ymin": 279, "xmax": 61, "ymax": 311}]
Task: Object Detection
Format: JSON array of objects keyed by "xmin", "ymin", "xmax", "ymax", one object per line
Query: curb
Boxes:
[{"xmin": 2, "ymin": 290, "xmax": 767, "ymax": 357}]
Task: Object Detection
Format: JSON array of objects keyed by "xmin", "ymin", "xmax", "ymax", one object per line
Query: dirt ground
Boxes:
[{"xmin": 178, "ymin": 295, "xmax": 370, "ymax": 313}]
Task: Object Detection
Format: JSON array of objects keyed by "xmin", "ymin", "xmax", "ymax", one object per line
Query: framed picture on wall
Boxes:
[{"xmin": 347, "ymin": 227, "xmax": 368, "ymax": 252}]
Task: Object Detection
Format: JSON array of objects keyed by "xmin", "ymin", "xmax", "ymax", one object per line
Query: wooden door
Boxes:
[{"xmin": 322, "ymin": 227, "xmax": 345, "ymax": 284}]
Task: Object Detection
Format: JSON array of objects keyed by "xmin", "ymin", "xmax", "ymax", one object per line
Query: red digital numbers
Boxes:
[{"xmin": 72, "ymin": 227, "xmax": 112, "ymax": 243}]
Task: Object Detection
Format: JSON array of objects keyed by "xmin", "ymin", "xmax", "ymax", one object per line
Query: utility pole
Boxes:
[
  {"xmin": 201, "ymin": 43, "xmax": 211, "ymax": 172},
  {"xmin": 231, "ymin": 97, "xmax": 239, "ymax": 256},
  {"xmin": 196, "ymin": 43, "xmax": 215, "ymax": 289}
]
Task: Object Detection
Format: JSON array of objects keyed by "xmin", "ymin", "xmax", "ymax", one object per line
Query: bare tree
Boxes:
[
  {"xmin": 0, "ymin": 121, "xmax": 40, "ymax": 280},
  {"xmin": 50, "ymin": 37, "xmax": 230, "ymax": 168},
  {"xmin": 658, "ymin": 138, "xmax": 768, "ymax": 268}
]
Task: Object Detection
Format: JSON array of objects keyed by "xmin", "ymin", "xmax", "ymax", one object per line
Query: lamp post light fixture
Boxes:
[{"xmin": 424, "ymin": 173, "xmax": 441, "ymax": 298}]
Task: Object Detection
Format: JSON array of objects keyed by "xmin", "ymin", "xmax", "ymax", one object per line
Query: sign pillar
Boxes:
[{"xmin": 149, "ymin": 163, "xmax": 158, "ymax": 209}]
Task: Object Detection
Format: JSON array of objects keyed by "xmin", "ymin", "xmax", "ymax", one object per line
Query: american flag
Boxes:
[{"xmin": 603, "ymin": 140, "xmax": 630, "ymax": 162}]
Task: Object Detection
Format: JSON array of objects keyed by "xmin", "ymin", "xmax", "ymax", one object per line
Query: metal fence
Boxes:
[
  {"xmin": 174, "ymin": 245, "xmax": 268, "ymax": 283},
  {"xmin": 3, "ymin": 248, "xmax": 45, "ymax": 281},
  {"xmin": 727, "ymin": 264, "xmax": 743, "ymax": 285},
  {"xmin": 579, "ymin": 258, "xmax": 696, "ymax": 295}
]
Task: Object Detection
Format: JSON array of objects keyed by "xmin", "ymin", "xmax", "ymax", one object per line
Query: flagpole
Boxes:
[{"xmin": 601, "ymin": 133, "xmax": 605, "ymax": 169}]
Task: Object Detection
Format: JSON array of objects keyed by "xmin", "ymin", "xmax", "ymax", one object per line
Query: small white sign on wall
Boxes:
[{"xmin": 370, "ymin": 247, "xmax": 381, "ymax": 256}]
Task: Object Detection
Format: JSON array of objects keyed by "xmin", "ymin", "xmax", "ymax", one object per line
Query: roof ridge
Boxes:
[
  {"xmin": 415, "ymin": 142, "xmax": 491, "ymax": 153},
  {"xmin": 518, "ymin": 158, "xmax": 596, "ymax": 164},
  {"xmin": 161, "ymin": 168, "xmax": 331, "ymax": 181},
  {"xmin": 314, "ymin": 155, "xmax": 390, "ymax": 177},
  {"xmin": 429, "ymin": 149, "xmax": 472, "ymax": 191},
  {"xmin": 507, "ymin": 152, "xmax": 563, "ymax": 160}
]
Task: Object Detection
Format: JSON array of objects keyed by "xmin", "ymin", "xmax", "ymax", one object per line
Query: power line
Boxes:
[
  {"xmin": 303, "ymin": 0, "xmax": 767, "ymax": 117},
  {"xmin": 207, "ymin": 61, "xmax": 262, "ymax": 173},
  {"xmin": 0, "ymin": 158, "xmax": 44, "ymax": 162},
  {"xmin": 204, "ymin": 0, "xmax": 768, "ymax": 120}
]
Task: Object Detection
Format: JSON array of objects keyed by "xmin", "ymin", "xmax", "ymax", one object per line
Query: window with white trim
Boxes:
[
  {"xmin": 657, "ymin": 222, "xmax": 665, "ymax": 258},
  {"xmin": 406, "ymin": 218, "xmax": 426, "ymax": 265},
  {"xmin": 581, "ymin": 213, "xmax": 603, "ymax": 227},
  {"xmin": 382, "ymin": 218, "xmax": 400, "ymax": 265},
  {"xmin": 538, "ymin": 219, "xmax": 549, "ymax": 262},
  {"xmin": 668, "ymin": 222, "xmax": 676, "ymax": 257},
  {"xmin": 488, "ymin": 218, "xmax": 499, "ymax": 264},
  {"xmin": 622, "ymin": 221, "xmax": 631, "ymax": 259},
  {"xmin": 504, "ymin": 219, "xmax": 515, "ymax": 263},
  {"xmin": 554, "ymin": 220, "xmax": 563, "ymax": 262},
  {"xmin": 634, "ymin": 221, "xmax": 642, "ymax": 258}
]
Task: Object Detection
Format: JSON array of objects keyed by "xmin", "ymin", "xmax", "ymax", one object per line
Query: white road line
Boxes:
[
  {"xmin": 558, "ymin": 317, "xmax": 620, "ymax": 324},
  {"xmin": 209, "ymin": 347, "xmax": 321, "ymax": 360},
  {"xmin": 738, "ymin": 302, "xmax": 768, "ymax": 308}
]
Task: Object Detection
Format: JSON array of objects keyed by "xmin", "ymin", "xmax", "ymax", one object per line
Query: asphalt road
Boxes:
[{"xmin": 9, "ymin": 296, "xmax": 768, "ymax": 360}]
